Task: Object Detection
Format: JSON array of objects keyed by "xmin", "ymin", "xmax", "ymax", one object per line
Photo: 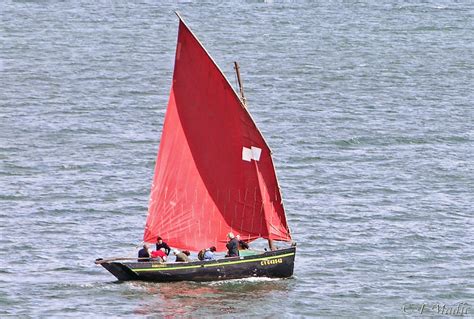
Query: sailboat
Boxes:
[{"xmin": 96, "ymin": 13, "xmax": 296, "ymax": 282}]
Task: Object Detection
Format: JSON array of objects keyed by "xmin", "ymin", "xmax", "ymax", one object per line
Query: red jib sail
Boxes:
[{"xmin": 143, "ymin": 17, "xmax": 291, "ymax": 251}]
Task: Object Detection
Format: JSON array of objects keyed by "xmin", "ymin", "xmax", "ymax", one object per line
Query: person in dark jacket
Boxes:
[
  {"xmin": 138, "ymin": 244, "xmax": 150, "ymax": 262},
  {"xmin": 225, "ymin": 232, "xmax": 239, "ymax": 257},
  {"xmin": 155, "ymin": 236, "xmax": 171, "ymax": 255},
  {"xmin": 236, "ymin": 234, "xmax": 249, "ymax": 250}
]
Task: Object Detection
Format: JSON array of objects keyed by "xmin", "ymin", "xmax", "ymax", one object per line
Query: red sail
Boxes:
[{"xmin": 143, "ymin": 18, "xmax": 291, "ymax": 251}]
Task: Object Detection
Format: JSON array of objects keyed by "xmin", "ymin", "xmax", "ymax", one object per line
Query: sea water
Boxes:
[{"xmin": 1, "ymin": 1, "xmax": 473, "ymax": 317}]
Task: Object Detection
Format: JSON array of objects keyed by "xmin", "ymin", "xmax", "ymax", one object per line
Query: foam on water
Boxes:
[{"xmin": 208, "ymin": 276, "xmax": 285, "ymax": 286}]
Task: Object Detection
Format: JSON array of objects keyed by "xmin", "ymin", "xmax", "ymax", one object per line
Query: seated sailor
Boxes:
[
  {"xmin": 236, "ymin": 234, "xmax": 249, "ymax": 250},
  {"xmin": 138, "ymin": 244, "xmax": 150, "ymax": 262},
  {"xmin": 236, "ymin": 235, "xmax": 258, "ymax": 256},
  {"xmin": 203, "ymin": 246, "xmax": 217, "ymax": 260},
  {"xmin": 151, "ymin": 247, "xmax": 168, "ymax": 262},
  {"xmin": 174, "ymin": 250, "xmax": 191, "ymax": 262},
  {"xmin": 225, "ymin": 232, "xmax": 239, "ymax": 257},
  {"xmin": 155, "ymin": 236, "xmax": 171, "ymax": 255}
]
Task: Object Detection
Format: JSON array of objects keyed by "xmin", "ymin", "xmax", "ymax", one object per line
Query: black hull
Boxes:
[{"xmin": 99, "ymin": 247, "xmax": 295, "ymax": 282}]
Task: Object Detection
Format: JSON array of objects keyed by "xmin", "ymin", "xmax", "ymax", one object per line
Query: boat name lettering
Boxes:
[
  {"xmin": 151, "ymin": 264, "xmax": 165, "ymax": 268},
  {"xmin": 260, "ymin": 258, "xmax": 283, "ymax": 266}
]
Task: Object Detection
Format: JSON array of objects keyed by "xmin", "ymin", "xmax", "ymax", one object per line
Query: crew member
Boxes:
[
  {"xmin": 155, "ymin": 236, "xmax": 171, "ymax": 255},
  {"xmin": 204, "ymin": 246, "xmax": 217, "ymax": 260},
  {"xmin": 138, "ymin": 244, "xmax": 150, "ymax": 262},
  {"xmin": 225, "ymin": 232, "xmax": 239, "ymax": 257},
  {"xmin": 151, "ymin": 248, "xmax": 167, "ymax": 262},
  {"xmin": 174, "ymin": 250, "xmax": 191, "ymax": 262},
  {"xmin": 236, "ymin": 234, "xmax": 249, "ymax": 250}
]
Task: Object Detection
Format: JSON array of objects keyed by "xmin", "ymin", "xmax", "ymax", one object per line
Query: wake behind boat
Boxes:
[{"xmin": 96, "ymin": 13, "xmax": 296, "ymax": 282}]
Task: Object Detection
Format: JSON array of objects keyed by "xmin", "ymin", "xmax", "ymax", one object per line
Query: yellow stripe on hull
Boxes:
[{"xmin": 132, "ymin": 252, "xmax": 295, "ymax": 273}]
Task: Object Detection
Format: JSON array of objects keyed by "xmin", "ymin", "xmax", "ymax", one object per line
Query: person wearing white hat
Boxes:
[{"xmin": 225, "ymin": 232, "xmax": 239, "ymax": 257}]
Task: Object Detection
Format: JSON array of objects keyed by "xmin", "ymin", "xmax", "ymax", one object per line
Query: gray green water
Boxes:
[{"xmin": 1, "ymin": 1, "xmax": 473, "ymax": 318}]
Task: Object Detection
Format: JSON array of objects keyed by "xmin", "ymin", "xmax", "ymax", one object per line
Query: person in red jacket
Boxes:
[{"xmin": 151, "ymin": 248, "xmax": 167, "ymax": 262}]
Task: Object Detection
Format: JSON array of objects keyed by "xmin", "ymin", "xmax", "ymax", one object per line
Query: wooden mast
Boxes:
[
  {"xmin": 234, "ymin": 61, "xmax": 274, "ymax": 250},
  {"xmin": 234, "ymin": 61, "xmax": 247, "ymax": 106}
]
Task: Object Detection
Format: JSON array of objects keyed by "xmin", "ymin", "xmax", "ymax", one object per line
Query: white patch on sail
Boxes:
[
  {"xmin": 251, "ymin": 146, "xmax": 261, "ymax": 161},
  {"xmin": 242, "ymin": 147, "xmax": 252, "ymax": 161},
  {"xmin": 242, "ymin": 146, "xmax": 262, "ymax": 162}
]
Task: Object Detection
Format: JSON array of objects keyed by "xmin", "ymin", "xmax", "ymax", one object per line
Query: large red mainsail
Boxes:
[{"xmin": 144, "ymin": 17, "xmax": 291, "ymax": 251}]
